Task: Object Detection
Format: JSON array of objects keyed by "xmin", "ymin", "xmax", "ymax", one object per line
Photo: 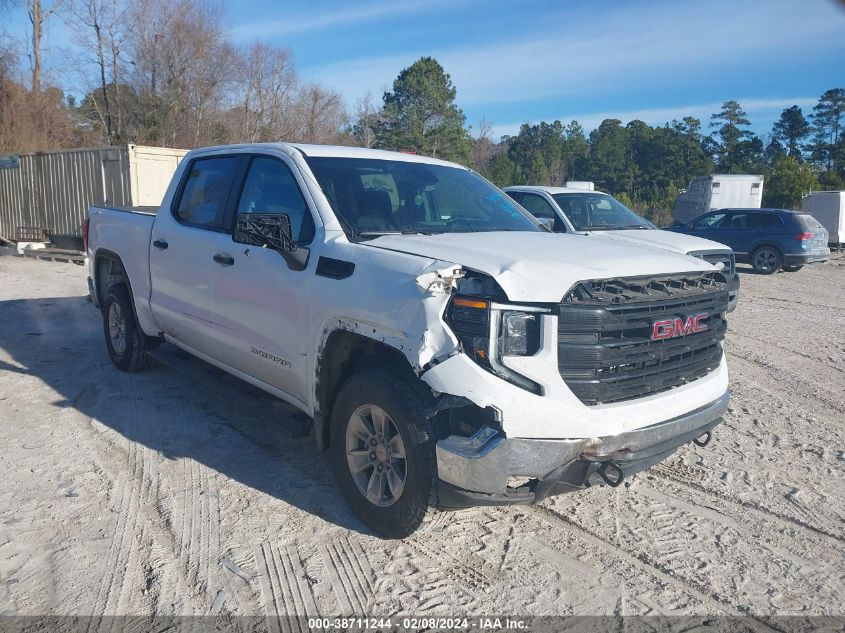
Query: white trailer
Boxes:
[
  {"xmin": 0, "ymin": 144, "xmax": 187, "ymax": 243},
  {"xmin": 801, "ymin": 191, "xmax": 845, "ymax": 244},
  {"xmin": 673, "ymin": 174, "xmax": 764, "ymax": 224}
]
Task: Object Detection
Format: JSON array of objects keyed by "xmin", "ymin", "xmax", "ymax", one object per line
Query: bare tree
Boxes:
[
  {"xmin": 295, "ymin": 83, "xmax": 346, "ymax": 144},
  {"xmin": 472, "ymin": 117, "xmax": 495, "ymax": 172},
  {"xmin": 125, "ymin": 0, "xmax": 235, "ymax": 147},
  {"xmin": 229, "ymin": 42, "xmax": 297, "ymax": 142},
  {"xmin": 26, "ymin": 0, "xmax": 64, "ymax": 92},
  {"xmin": 351, "ymin": 91, "xmax": 381, "ymax": 148},
  {"xmin": 65, "ymin": 0, "xmax": 125, "ymax": 142}
]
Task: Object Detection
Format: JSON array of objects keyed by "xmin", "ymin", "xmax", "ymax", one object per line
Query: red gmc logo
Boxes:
[{"xmin": 651, "ymin": 313, "xmax": 709, "ymax": 341}]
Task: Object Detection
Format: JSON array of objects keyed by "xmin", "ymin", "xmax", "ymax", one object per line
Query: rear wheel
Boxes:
[
  {"xmin": 782, "ymin": 265, "xmax": 804, "ymax": 272},
  {"xmin": 102, "ymin": 284, "xmax": 149, "ymax": 372},
  {"xmin": 751, "ymin": 246, "xmax": 782, "ymax": 275},
  {"xmin": 330, "ymin": 368, "xmax": 440, "ymax": 538}
]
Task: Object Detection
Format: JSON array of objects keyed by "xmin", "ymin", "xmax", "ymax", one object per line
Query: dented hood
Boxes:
[
  {"xmin": 367, "ymin": 231, "xmax": 715, "ymax": 302},
  {"xmin": 589, "ymin": 229, "xmax": 732, "ymax": 255}
]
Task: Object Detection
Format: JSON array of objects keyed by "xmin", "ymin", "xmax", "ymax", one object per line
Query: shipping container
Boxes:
[
  {"xmin": 673, "ymin": 174, "xmax": 764, "ymax": 224},
  {"xmin": 0, "ymin": 144, "xmax": 187, "ymax": 243},
  {"xmin": 801, "ymin": 191, "xmax": 845, "ymax": 244}
]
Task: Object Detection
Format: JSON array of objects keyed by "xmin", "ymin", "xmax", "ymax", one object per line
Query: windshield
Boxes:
[
  {"xmin": 304, "ymin": 157, "xmax": 541, "ymax": 237},
  {"xmin": 552, "ymin": 193, "xmax": 654, "ymax": 231}
]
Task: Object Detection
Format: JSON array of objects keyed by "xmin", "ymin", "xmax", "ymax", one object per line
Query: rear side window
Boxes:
[
  {"xmin": 174, "ymin": 156, "xmax": 241, "ymax": 230},
  {"xmin": 517, "ymin": 193, "xmax": 557, "ymax": 220},
  {"xmin": 755, "ymin": 213, "xmax": 783, "ymax": 227},
  {"xmin": 236, "ymin": 156, "xmax": 315, "ymax": 243}
]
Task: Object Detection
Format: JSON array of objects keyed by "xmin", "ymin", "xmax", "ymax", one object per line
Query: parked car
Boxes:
[
  {"xmin": 504, "ymin": 185, "xmax": 739, "ymax": 311},
  {"xmin": 86, "ymin": 143, "xmax": 732, "ymax": 538},
  {"xmin": 668, "ymin": 208, "xmax": 830, "ymax": 274}
]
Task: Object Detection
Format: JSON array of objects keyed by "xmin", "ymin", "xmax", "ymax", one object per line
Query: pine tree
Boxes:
[
  {"xmin": 373, "ymin": 57, "xmax": 472, "ymax": 164},
  {"xmin": 772, "ymin": 105, "xmax": 810, "ymax": 159},
  {"xmin": 809, "ymin": 88, "xmax": 845, "ymax": 170},
  {"xmin": 708, "ymin": 100, "xmax": 754, "ymax": 172}
]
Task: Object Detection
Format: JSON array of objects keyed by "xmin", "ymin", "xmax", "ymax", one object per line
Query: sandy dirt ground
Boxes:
[{"xmin": 0, "ymin": 252, "xmax": 843, "ymax": 623}]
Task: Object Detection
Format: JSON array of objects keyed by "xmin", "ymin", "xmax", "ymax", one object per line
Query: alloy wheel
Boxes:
[
  {"xmin": 108, "ymin": 302, "xmax": 126, "ymax": 355},
  {"xmin": 345, "ymin": 404, "xmax": 407, "ymax": 507},
  {"xmin": 754, "ymin": 248, "xmax": 778, "ymax": 273}
]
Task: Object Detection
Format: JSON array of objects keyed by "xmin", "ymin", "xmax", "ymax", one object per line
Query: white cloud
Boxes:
[
  {"xmin": 303, "ymin": 0, "xmax": 843, "ymax": 110},
  {"xmin": 488, "ymin": 97, "xmax": 820, "ymax": 138},
  {"xmin": 231, "ymin": 0, "xmax": 457, "ymax": 40}
]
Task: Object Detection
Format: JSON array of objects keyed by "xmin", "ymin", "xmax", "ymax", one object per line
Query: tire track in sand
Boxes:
[{"xmin": 256, "ymin": 541, "xmax": 318, "ymax": 632}]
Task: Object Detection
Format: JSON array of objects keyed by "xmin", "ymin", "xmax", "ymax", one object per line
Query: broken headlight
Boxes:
[
  {"xmin": 446, "ymin": 296, "xmax": 547, "ymax": 394},
  {"xmin": 499, "ymin": 310, "xmax": 541, "ymax": 356}
]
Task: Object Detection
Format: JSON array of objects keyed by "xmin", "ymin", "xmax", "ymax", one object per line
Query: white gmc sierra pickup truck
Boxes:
[{"xmin": 86, "ymin": 143, "xmax": 731, "ymax": 537}]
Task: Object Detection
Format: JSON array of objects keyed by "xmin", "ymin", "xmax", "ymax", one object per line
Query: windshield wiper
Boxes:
[
  {"xmin": 582, "ymin": 224, "xmax": 624, "ymax": 231},
  {"xmin": 357, "ymin": 230, "xmax": 441, "ymax": 237},
  {"xmin": 621, "ymin": 224, "xmax": 651, "ymax": 229}
]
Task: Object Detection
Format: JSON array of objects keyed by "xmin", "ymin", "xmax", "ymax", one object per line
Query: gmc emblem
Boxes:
[{"xmin": 651, "ymin": 313, "xmax": 709, "ymax": 341}]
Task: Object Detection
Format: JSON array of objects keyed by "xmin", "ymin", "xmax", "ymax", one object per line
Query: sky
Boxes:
[
  {"xmin": 6, "ymin": 0, "xmax": 845, "ymax": 141},
  {"xmin": 225, "ymin": 0, "xmax": 845, "ymax": 139}
]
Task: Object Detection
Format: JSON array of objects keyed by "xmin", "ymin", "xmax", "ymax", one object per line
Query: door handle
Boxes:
[
  {"xmin": 153, "ymin": 239, "xmax": 168, "ymax": 250},
  {"xmin": 213, "ymin": 253, "xmax": 235, "ymax": 266}
]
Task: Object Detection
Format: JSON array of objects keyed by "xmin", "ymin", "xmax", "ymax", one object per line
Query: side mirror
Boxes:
[
  {"xmin": 234, "ymin": 213, "xmax": 295, "ymax": 251},
  {"xmin": 537, "ymin": 217, "xmax": 554, "ymax": 232},
  {"xmin": 233, "ymin": 213, "xmax": 309, "ymax": 271}
]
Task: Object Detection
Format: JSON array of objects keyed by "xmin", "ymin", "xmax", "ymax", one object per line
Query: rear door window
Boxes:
[
  {"xmin": 517, "ymin": 193, "xmax": 557, "ymax": 220},
  {"xmin": 723, "ymin": 213, "xmax": 750, "ymax": 228},
  {"xmin": 174, "ymin": 156, "xmax": 241, "ymax": 230}
]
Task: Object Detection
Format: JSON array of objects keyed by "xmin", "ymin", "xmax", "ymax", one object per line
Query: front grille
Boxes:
[
  {"xmin": 558, "ymin": 272, "xmax": 729, "ymax": 405},
  {"xmin": 694, "ymin": 251, "xmax": 735, "ymax": 278}
]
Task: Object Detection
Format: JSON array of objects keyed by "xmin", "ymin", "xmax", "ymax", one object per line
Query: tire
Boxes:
[
  {"xmin": 329, "ymin": 368, "xmax": 441, "ymax": 538},
  {"xmin": 751, "ymin": 246, "xmax": 782, "ymax": 275},
  {"xmin": 782, "ymin": 265, "xmax": 804, "ymax": 272},
  {"xmin": 102, "ymin": 284, "xmax": 149, "ymax": 372}
]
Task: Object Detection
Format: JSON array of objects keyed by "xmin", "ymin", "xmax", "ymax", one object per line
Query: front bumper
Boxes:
[{"xmin": 436, "ymin": 390, "xmax": 730, "ymax": 508}]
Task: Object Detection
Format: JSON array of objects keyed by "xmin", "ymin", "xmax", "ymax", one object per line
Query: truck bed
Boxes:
[{"xmin": 87, "ymin": 204, "xmax": 156, "ymax": 320}]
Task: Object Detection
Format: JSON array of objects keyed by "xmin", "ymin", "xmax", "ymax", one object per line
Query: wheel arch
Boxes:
[
  {"xmin": 749, "ymin": 241, "xmax": 783, "ymax": 257},
  {"xmin": 314, "ymin": 328, "xmax": 420, "ymax": 450},
  {"xmin": 93, "ymin": 249, "xmax": 136, "ymax": 313}
]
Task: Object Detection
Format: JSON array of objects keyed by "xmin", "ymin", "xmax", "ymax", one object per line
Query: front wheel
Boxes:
[
  {"xmin": 782, "ymin": 265, "xmax": 804, "ymax": 272},
  {"xmin": 330, "ymin": 368, "xmax": 440, "ymax": 538},
  {"xmin": 751, "ymin": 246, "xmax": 782, "ymax": 275}
]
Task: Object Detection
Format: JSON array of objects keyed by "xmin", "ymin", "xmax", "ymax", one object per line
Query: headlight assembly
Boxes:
[{"xmin": 446, "ymin": 296, "xmax": 549, "ymax": 394}]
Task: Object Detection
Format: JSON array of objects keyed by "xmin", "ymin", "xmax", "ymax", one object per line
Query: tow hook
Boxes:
[
  {"xmin": 693, "ymin": 431, "xmax": 712, "ymax": 447},
  {"xmin": 597, "ymin": 461, "xmax": 625, "ymax": 487}
]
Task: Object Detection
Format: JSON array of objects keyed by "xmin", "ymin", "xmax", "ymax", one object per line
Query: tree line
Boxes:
[
  {"xmin": 1, "ymin": 1, "xmax": 843, "ymax": 223},
  {"xmin": 350, "ymin": 58, "xmax": 843, "ymax": 224},
  {"xmin": 0, "ymin": 0, "xmax": 347, "ymax": 152}
]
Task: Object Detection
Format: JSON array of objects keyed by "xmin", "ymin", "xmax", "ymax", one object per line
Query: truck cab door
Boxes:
[
  {"xmin": 207, "ymin": 154, "xmax": 317, "ymax": 407},
  {"xmin": 149, "ymin": 154, "xmax": 247, "ymax": 357}
]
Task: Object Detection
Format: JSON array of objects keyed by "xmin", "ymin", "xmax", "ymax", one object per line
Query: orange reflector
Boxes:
[{"xmin": 453, "ymin": 297, "xmax": 488, "ymax": 310}]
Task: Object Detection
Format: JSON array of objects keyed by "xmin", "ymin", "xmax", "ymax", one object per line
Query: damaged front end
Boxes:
[{"xmin": 435, "ymin": 391, "xmax": 729, "ymax": 508}]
